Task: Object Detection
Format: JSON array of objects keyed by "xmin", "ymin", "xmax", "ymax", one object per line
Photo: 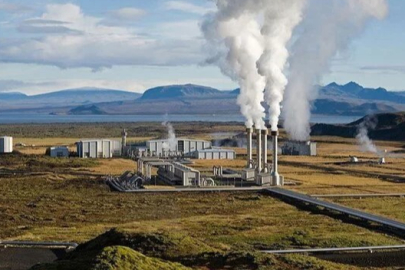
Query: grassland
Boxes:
[{"xmin": 1, "ymin": 122, "xmax": 405, "ymax": 269}]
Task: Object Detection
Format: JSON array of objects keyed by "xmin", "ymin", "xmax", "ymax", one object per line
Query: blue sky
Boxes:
[{"xmin": 0, "ymin": 0, "xmax": 403, "ymax": 94}]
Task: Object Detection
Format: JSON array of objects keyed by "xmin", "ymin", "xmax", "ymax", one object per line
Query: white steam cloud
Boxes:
[
  {"xmin": 283, "ymin": 0, "xmax": 388, "ymax": 141},
  {"xmin": 162, "ymin": 117, "xmax": 177, "ymax": 151},
  {"xmin": 356, "ymin": 116, "xmax": 378, "ymax": 154},
  {"xmin": 257, "ymin": 0, "xmax": 306, "ymax": 131},
  {"xmin": 202, "ymin": 0, "xmax": 388, "ymax": 136},
  {"xmin": 202, "ymin": 0, "xmax": 266, "ymax": 129}
]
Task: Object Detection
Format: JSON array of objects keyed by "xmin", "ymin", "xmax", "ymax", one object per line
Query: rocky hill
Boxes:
[
  {"xmin": 311, "ymin": 112, "xmax": 405, "ymax": 141},
  {"xmin": 140, "ymin": 84, "xmax": 223, "ymax": 100}
]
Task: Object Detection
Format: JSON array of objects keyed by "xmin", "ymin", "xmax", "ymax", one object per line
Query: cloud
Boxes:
[
  {"xmin": 110, "ymin": 8, "xmax": 146, "ymax": 21},
  {"xmin": 0, "ymin": 1, "xmax": 31, "ymax": 14},
  {"xmin": 158, "ymin": 20, "xmax": 201, "ymax": 39},
  {"xmin": 0, "ymin": 80, "xmax": 56, "ymax": 92},
  {"xmin": 165, "ymin": 1, "xmax": 215, "ymax": 15},
  {"xmin": 0, "ymin": 3, "xmax": 203, "ymax": 70},
  {"xmin": 18, "ymin": 19, "xmax": 81, "ymax": 34},
  {"xmin": 361, "ymin": 65, "xmax": 405, "ymax": 73}
]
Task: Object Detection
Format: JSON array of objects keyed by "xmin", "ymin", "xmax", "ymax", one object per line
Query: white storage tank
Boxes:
[{"xmin": 0, "ymin": 136, "xmax": 13, "ymax": 153}]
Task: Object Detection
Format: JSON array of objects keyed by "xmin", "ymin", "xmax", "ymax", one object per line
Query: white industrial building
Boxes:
[
  {"xmin": 47, "ymin": 146, "xmax": 69, "ymax": 158},
  {"xmin": 146, "ymin": 138, "xmax": 211, "ymax": 157},
  {"xmin": 281, "ymin": 141, "xmax": 317, "ymax": 156},
  {"xmin": 0, "ymin": 136, "xmax": 13, "ymax": 153},
  {"xmin": 194, "ymin": 148, "xmax": 235, "ymax": 160},
  {"xmin": 76, "ymin": 139, "xmax": 121, "ymax": 158}
]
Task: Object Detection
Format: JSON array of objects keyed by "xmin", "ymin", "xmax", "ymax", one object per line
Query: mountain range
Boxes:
[{"xmin": 0, "ymin": 82, "xmax": 405, "ymax": 116}]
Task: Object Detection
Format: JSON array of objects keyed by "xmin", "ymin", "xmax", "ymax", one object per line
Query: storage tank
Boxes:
[{"xmin": 0, "ymin": 136, "xmax": 13, "ymax": 153}]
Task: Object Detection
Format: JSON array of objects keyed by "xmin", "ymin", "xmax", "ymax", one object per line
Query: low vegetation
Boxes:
[
  {"xmin": 31, "ymin": 229, "xmax": 356, "ymax": 270},
  {"xmin": 0, "ymin": 122, "xmax": 245, "ymax": 138}
]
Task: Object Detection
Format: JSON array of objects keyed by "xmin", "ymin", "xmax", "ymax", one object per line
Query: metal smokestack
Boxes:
[
  {"xmin": 121, "ymin": 129, "xmax": 127, "ymax": 156},
  {"xmin": 246, "ymin": 127, "xmax": 253, "ymax": 168},
  {"xmin": 271, "ymin": 130, "xmax": 280, "ymax": 185},
  {"xmin": 261, "ymin": 129, "xmax": 268, "ymax": 172},
  {"xmin": 256, "ymin": 129, "xmax": 262, "ymax": 173}
]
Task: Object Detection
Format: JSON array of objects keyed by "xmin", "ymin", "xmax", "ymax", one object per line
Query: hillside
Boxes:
[
  {"xmin": 140, "ymin": 84, "xmax": 223, "ymax": 100},
  {"xmin": 0, "ymin": 88, "xmax": 141, "ymax": 111},
  {"xmin": 311, "ymin": 112, "xmax": 405, "ymax": 141},
  {"xmin": 68, "ymin": 104, "xmax": 107, "ymax": 115},
  {"xmin": 0, "ymin": 92, "xmax": 28, "ymax": 100}
]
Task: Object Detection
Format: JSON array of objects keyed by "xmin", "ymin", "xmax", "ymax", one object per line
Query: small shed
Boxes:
[
  {"xmin": 47, "ymin": 146, "xmax": 69, "ymax": 158},
  {"xmin": 282, "ymin": 141, "xmax": 317, "ymax": 156}
]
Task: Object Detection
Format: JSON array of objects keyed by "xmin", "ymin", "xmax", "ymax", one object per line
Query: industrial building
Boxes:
[
  {"xmin": 146, "ymin": 138, "xmax": 211, "ymax": 157},
  {"xmin": 0, "ymin": 136, "xmax": 13, "ymax": 153},
  {"xmin": 47, "ymin": 146, "xmax": 69, "ymax": 157},
  {"xmin": 137, "ymin": 158, "xmax": 201, "ymax": 186},
  {"xmin": 76, "ymin": 139, "xmax": 121, "ymax": 158},
  {"xmin": 158, "ymin": 162, "xmax": 201, "ymax": 186},
  {"xmin": 194, "ymin": 148, "xmax": 235, "ymax": 160},
  {"xmin": 281, "ymin": 141, "xmax": 317, "ymax": 156}
]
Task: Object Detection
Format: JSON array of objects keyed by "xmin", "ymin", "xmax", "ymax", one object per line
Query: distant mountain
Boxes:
[
  {"xmin": 0, "ymin": 88, "xmax": 141, "ymax": 111},
  {"xmin": 320, "ymin": 82, "xmax": 405, "ymax": 103},
  {"xmin": 311, "ymin": 112, "xmax": 405, "ymax": 141},
  {"xmin": 0, "ymin": 92, "xmax": 28, "ymax": 100},
  {"xmin": 30, "ymin": 88, "xmax": 141, "ymax": 104},
  {"xmin": 2, "ymin": 82, "xmax": 405, "ymax": 116},
  {"xmin": 140, "ymin": 84, "xmax": 222, "ymax": 100},
  {"xmin": 312, "ymin": 99, "xmax": 398, "ymax": 116}
]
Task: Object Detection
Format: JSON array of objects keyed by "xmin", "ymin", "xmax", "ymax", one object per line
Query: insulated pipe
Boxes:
[
  {"xmin": 246, "ymin": 128, "xmax": 253, "ymax": 168},
  {"xmin": 261, "ymin": 129, "xmax": 268, "ymax": 173},
  {"xmin": 256, "ymin": 129, "xmax": 262, "ymax": 173}
]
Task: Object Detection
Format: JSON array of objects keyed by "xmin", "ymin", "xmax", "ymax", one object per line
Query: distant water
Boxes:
[{"xmin": 0, "ymin": 113, "xmax": 361, "ymax": 124}]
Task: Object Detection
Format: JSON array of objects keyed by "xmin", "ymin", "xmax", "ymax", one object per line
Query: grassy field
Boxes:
[{"xmin": 2, "ymin": 122, "xmax": 405, "ymax": 269}]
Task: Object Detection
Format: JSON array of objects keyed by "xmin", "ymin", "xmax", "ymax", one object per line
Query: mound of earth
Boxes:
[
  {"xmin": 30, "ymin": 245, "xmax": 190, "ymax": 270},
  {"xmin": 30, "ymin": 228, "xmax": 353, "ymax": 269},
  {"xmin": 311, "ymin": 112, "xmax": 405, "ymax": 141},
  {"xmin": 74, "ymin": 228, "xmax": 215, "ymax": 260}
]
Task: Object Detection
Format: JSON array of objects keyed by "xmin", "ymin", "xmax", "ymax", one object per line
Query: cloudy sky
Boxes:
[{"xmin": 0, "ymin": 0, "xmax": 403, "ymax": 94}]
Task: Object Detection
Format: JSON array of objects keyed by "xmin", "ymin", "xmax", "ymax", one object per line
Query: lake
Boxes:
[{"xmin": 0, "ymin": 113, "xmax": 361, "ymax": 124}]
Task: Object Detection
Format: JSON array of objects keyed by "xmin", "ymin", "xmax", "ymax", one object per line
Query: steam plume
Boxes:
[
  {"xmin": 283, "ymin": 0, "xmax": 388, "ymax": 141},
  {"xmin": 257, "ymin": 0, "xmax": 306, "ymax": 131},
  {"xmin": 356, "ymin": 116, "xmax": 378, "ymax": 153},
  {"xmin": 202, "ymin": 0, "xmax": 266, "ymax": 129},
  {"xmin": 162, "ymin": 115, "xmax": 177, "ymax": 151}
]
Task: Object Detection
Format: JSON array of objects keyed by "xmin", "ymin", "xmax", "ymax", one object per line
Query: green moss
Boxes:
[
  {"xmin": 94, "ymin": 246, "xmax": 190, "ymax": 270},
  {"xmin": 75, "ymin": 228, "xmax": 216, "ymax": 260},
  {"xmin": 31, "ymin": 246, "xmax": 190, "ymax": 270}
]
